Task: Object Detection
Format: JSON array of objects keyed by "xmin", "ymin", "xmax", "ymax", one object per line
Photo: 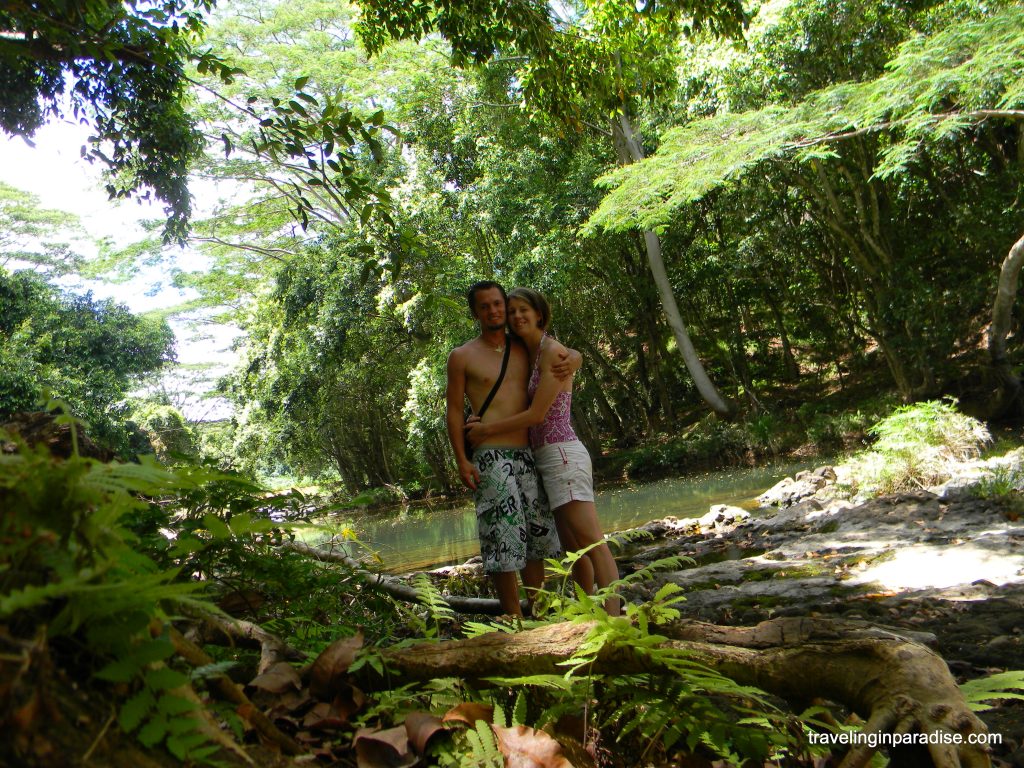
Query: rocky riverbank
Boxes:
[{"xmin": 615, "ymin": 453, "xmax": 1024, "ymax": 767}]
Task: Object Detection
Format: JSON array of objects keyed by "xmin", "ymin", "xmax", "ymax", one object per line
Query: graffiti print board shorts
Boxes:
[{"xmin": 473, "ymin": 448, "xmax": 561, "ymax": 573}]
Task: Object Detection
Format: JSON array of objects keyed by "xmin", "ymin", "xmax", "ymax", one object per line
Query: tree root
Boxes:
[
  {"xmin": 350, "ymin": 617, "xmax": 990, "ymax": 768},
  {"xmin": 169, "ymin": 627, "xmax": 304, "ymax": 756},
  {"xmin": 182, "ymin": 610, "xmax": 306, "ymax": 674}
]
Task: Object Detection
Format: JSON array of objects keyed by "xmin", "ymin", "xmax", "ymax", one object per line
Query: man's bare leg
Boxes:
[{"xmin": 490, "ymin": 570, "xmax": 522, "ymax": 616}]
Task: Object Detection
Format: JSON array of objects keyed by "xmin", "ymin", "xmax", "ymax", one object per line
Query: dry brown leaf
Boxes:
[
  {"xmin": 309, "ymin": 631, "xmax": 363, "ymax": 700},
  {"xmin": 354, "ymin": 725, "xmax": 417, "ymax": 768},
  {"xmin": 12, "ymin": 690, "xmax": 40, "ymax": 730},
  {"xmin": 248, "ymin": 661, "xmax": 302, "ymax": 694},
  {"xmin": 492, "ymin": 724, "xmax": 573, "ymax": 768},
  {"xmin": 442, "ymin": 701, "xmax": 494, "ymax": 727},
  {"xmin": 302, "ymin": 701, "xmax": 349, "ymax": 731},
  {"xmin": 404, "ymin": 711, "xmax": 445, "ymax": 754},
  {"xmin": 271, "ymin": 688, "xmax": 313, "ymax": 715},
  {"xmin": 332, "ymin": 682, "xmax": 367, "ymax": 722},
  {"xmin": 548, "ymin": 732, "xmax": 597, "ymax": 768}
]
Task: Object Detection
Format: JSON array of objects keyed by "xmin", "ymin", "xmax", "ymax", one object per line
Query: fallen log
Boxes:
[
  {"xmin": 281, "ymin": 540, "xmax": 509, "ymax": 615},
  {"xmin": 183, "ymin": 611, "xmax": 306, "ymax": 674},
  {"xmin": 348, "ymin": 617, "xmax": 989, "ymax": 768},
  {"xmin": 169, "ymin": 627, "xmax": 304, "ymax": 756}
]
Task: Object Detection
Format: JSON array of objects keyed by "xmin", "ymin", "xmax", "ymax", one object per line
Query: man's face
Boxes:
[{"xmin": 472, "ymin": 287, "xmax": 507, "ymax": 332}]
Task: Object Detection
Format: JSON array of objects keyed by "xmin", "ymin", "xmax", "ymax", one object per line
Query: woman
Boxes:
[{"xmin": 466, "ymin": 287, "xmax": 620, "ymax": 616}]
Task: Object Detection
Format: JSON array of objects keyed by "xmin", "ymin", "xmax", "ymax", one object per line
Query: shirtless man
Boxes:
[{"xmin": 445, "ymin": 280, "xmax": 578, "ymax": 615}]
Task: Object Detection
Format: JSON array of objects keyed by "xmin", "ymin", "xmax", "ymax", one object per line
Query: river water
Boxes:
[{"xmin": 335, "ymin": 460, "xmax": 818, "ymax": 574}]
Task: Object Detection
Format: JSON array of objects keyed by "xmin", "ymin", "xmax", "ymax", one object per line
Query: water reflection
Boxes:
[{"xmin": 336, "ymin": 460, "xmax": 820, "ymax": 574}]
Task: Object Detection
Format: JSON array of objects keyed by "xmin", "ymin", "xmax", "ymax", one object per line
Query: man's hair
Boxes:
[
  {"xmin": 508, "ymin": 287, "xmax": 551, "ymax": 331},
  {"xmin": 466, "ymin": 280, "xmax": 507, "ymax": 314}
]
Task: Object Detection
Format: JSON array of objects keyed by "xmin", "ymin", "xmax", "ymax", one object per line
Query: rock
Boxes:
[
  {"xmin": 698, "ymin": 505, "xmax": 751, "ymax": 530},
  {"xmin": 986, "ymin": 635, "xmax": 1019, "ymax": 650},
  {"xmin": 813, "ymin": 465, "xmax": 837, "ymax": 481},
  {"xmin": 758, "ymin": 474, "xmax": 825, "ymax": 508}
]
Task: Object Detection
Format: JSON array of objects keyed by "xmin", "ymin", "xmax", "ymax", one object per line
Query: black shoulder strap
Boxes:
[{"xmin": 476, "ymin": 335, "xmax": 511, "ymax": 419}]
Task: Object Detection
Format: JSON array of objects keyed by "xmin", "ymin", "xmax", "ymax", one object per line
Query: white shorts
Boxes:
[{"xmin": 532, "ymin": 440, "xmax": 595, "ymax": 509}]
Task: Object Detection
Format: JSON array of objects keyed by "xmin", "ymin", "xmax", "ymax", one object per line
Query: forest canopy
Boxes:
[{"xmin": 3, "ymin": 0, "xmax": 1024, "ymax": 490}]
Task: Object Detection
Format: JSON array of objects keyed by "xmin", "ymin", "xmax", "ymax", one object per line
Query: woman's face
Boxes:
[{"xmin": 508, "ymin": 297, "xmax": 540, "ymax": 336}]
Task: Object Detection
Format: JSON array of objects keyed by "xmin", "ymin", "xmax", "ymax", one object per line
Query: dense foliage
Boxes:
[
  {"xmin": 0, "ymin": 427, "xmax": 805, "ymax": 766},
  {"xmin": 8, "ymin": 1, "xmax": 1024, "ymax": 488},
  {"xmin": 137, "ymin": 0, "xmax": 1019, "ymax": 492},
  {"xmin": 0, "ymin": 268, "xmax": 175, "ymax": 453},
  {"xmin": 0, "ymin": 0, "xmax": 215, "ymax": 240}
]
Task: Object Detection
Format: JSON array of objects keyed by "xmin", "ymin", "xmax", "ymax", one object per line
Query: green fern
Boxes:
[
  {"xmin": 464, "ymin": 720, "xmax": 504, "ymax": 768},
  {"xmin": 0, "ymin": 423, "xmax": 229, "ymax": 764},
  {"xmin": 960, "ymin": 670, "xmax": 1024, "ymax": 711},
  {"xmin": 411, "ymin": 573, "xmax": 456, "ymax": 635},
  {"xmin": 512, "ymin": 690, "xmax": 528, "ymax": 726}
]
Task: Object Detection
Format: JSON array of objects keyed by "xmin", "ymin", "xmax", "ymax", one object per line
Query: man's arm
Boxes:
[
  {"xmin": 550, "ymin": 346, "xmax": 582, "ymax": 380},
  {"xmin": 445, "ymin": 348, "xmax": 480, "ymax": 490}
]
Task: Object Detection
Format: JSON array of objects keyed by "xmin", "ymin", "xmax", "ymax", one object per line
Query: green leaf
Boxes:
[
  {"xmin": 166, "ymin": 729, "xmax": 209, "ymax": 760},
  {"xmin": 137, "ymin": 714, "xmax": 169, "ymax": 747},
  {"xmin": 202, "ymin": 513, "xmax": 231, "ymax": 539},
  {"xmin": 96, "ymin": 637, "xmax": 175, "ymax": 682},
  {"xmin": 119, "ymin": 688, "xmax": 156, "ymax": 733},
  {"xmin": 190, "ymin": 661, "xmax": 238, "ymax": 681},
  {"xmin": 961, "ymin": 670, "xmax": 1024, "ymax": 711},
  {"xmin": 145, "ymin": 667, "xmax": 190, "ymax": 691}
]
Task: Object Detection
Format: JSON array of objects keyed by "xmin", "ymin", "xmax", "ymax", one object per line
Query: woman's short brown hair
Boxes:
[{"xmin": 507, "ymin": 287, "xmax": 551, "ymax": 331}]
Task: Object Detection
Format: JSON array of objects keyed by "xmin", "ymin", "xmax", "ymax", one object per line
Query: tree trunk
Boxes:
[
  {"xmin": 612, "ymin": 113, "xmax": 732, "ymax": 417},
  {"xmin": 350, "ymin": 618, "xmax": 991, "ymax": 768},
  {"xmin": 765, "ymin": 291, "xmax": 800, "ymax": 381},
  {"xmin": 987, "ymin": 230, "xmax": 1024, "ymax": 416},
  {"xmin": 642, "ymin": 304, "xmax": 676, "ymax": 428},
  {"xmin": 570, "ymin": 400, "xmax": 602, "ymax": 460}
]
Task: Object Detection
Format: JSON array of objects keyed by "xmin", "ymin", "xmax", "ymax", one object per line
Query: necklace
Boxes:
[{"xmin": 483, "ymin": 335, "xmax": 506, "ymax": 353}]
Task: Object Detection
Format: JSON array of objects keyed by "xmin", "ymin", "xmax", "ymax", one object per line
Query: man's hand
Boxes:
[
  {"xmin": 551, "ymin": 347, "xmax": 582, "ymax": 381},
  {"xmin": 459, "ymin": 458, "xmax": 481, "ymax": 490},
  {"xmin": 465, "ymin": 416, "xmax": 488, "ymax": 448}
]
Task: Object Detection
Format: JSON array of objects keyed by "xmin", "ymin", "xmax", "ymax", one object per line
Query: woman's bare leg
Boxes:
[
  {"xmin": 555, "ymin": 515, "xmax": 594, "ymax": 595},
  {"xmin": 556, "ymin": 500, "xmax": 620, "ymax": 616}
]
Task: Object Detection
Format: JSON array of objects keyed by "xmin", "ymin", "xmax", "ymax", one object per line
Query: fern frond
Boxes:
[
  {"xmin": 411, "ymin": 573, "xmax": 456, "ymax": 627},
  {"xmin": 481, "ymin": 674, "xmax": 575, "ymax": 690},
  {"xmin": 614, "ymin": 555, "xmax": 695, "ymax": 588},
  {"xmin": 462, "ymin": 620, "xmax": 519, "ymax": 638},
  {"xmin": 960, "ymin": 670, "xmax": 1024, "ymax": 710},
  {"xmin": 512, "ymin": 690, "xmax": 528, "ymax": 726}
]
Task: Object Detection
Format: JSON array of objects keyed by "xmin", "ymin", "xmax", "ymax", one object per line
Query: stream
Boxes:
[{"xmin": 333, "ymin": 459, "xmax": 821, "ymax": 574}]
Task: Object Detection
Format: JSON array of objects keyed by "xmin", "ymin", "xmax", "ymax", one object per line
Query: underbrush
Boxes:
[
  {"xmin": 0, "ymin": 412, "xmax": 808, "ymax": 767},
  {"xmin": 839, "ymin": 399, "xmax": 991, "ymax": 496},
  {"xmin": 615, "ymin": 418, "xmax": 766, "ymax": 479},
  {"xmin": 611, "ymin": 393, "xmax": 896, "ymax": 481}
]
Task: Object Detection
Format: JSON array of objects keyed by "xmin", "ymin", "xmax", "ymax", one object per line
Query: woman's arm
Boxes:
[{"xmin": 465, "ymin": 344, "xmax": 569, "ymax": 446}]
